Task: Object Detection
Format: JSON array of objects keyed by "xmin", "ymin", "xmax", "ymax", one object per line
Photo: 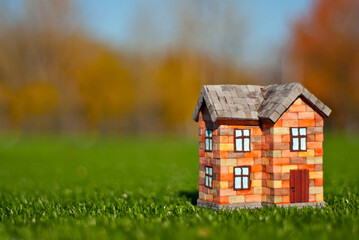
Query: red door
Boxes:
[{"xmin": 290, "ymin": 169, "xmax": 309, "ymax": 203}]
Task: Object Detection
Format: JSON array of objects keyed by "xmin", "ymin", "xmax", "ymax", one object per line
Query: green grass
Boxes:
[{"xmin": 0, "ymin": 133, "xmax": 358, "ymax": 239}]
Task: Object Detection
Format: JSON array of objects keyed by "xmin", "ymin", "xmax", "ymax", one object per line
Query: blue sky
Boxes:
[
  {"xmin": 242, "ymin": 1, "xmax": 312, "ymax": 64},
  {"xmin": 77, "ymin": 0, "xmax": 313, "ymax": 66},
  {"xmin": 4, "ymin": 0, "xmax": 313, "ymax": 67}
]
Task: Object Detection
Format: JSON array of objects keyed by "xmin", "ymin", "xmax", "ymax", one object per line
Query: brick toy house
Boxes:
[{"xmin": 192, "ymin": 83, "xmax": 331, "ymax": 210}]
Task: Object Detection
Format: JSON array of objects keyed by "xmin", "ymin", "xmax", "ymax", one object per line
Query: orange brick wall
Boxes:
[
  {"xmin": 262, "ymin": 97, "xmax": 324, "ymax": 204},
  {"xmin": 197, "ymin": 105, "xmax": 220, "ymax": 203},
  {"xmin": 216, "ymin": 124, "xmax": 264, "ymax": 204},
  {"xmin": 197, "ymin": 103, "xmax": 265, "ymax": 205}
]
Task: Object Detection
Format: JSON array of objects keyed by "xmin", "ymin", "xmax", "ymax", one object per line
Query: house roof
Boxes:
[{"xmin": 192, "ymin": 82, "xmax": 331, "ymax": 123}]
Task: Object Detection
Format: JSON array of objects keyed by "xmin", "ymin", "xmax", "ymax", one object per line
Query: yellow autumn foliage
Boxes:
[
  {"xmin": 156, "ymin": 52, "xmax": 202, "ymax": 129},
  {"xmin": 75, "ymin": 51, "xmax": 134, "ymax": 126},
  {"xmin": 0, "ymin": 0, "xmax": 254, "ymax": 133},
  {"xmin": 0, "ymin": 82, "xmax": 59, "ymax": 126}
]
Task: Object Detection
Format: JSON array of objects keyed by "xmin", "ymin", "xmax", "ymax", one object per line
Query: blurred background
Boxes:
[
  {"xmin": 0, "ymin": 2, "xmax": 359, "ymax": 238},
  {"xmin": 0, "ymin": 0, "xmax": 358, "ymax": 135}
]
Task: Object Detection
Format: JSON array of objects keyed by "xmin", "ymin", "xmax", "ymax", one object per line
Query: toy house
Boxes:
[{"xmin": 192, "ymin": 82, "xmax": 331, "ymax": 210}]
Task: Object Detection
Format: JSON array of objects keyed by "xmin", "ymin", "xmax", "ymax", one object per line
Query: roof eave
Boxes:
[
  {"xmin": 299, "ymin": 94, "xmax": 332, "ymax": 118},
  {"xmin": 192, "ymin": 87, "xmax": 206, "ymax": 122},
  {"xmin": 192, "ymin": 87, "xmax": 219, "ymax": 123}
]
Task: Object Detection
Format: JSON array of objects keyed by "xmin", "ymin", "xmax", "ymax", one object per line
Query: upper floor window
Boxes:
[
  {"xmin": 291, "ymin": 127, "xmax": 307, "ymax": 151},
  {"xmin": 205, "ymin": 166, "xmax": 213, "ymax": 188},
  {"xmin": 234, "ymin": 129, "xmax": 251, "ymax": 152},
  {"xmin": 234, "ymin": 166, "xmax": 250, "ymax": 190},
  {"xmin": 205, "ymin": 129, "xmax": 213, "ymax": 152}
]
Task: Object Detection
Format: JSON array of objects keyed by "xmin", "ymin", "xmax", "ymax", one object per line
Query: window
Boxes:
[
  {"xmin": 291, "ymin": 127, "xmax": 307, "ymax": 151},
  {"xmin": 205, "ymin": 166, "xmax": 213, "ymax": 188},
  {"xmin": 205, "ymin": 129, "xmax": 213, "ymax": 152},
  {"xmin": 234, "ymin": 166, "xmax": 250, "ymax": 190},
  {"xmin": 234, "ymin": 129, "xmax": 251, "ymax": 152}
]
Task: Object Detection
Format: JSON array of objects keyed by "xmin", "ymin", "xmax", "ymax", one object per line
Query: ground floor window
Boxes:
[
  {"xmin": 234, "ymin": 166, "xmax": 250, "ymax": 190},
  {"xmin": 205, "ymin": 166, "xmax": 213, "ymax": 188}
]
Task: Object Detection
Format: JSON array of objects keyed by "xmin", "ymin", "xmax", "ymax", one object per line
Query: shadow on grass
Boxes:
[{"xmin": 179, "ymin": 190, "xmax": 198, "ymax": 205}]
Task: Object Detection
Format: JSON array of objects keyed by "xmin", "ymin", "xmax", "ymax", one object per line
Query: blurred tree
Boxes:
[
  {"xmin": 0, "ymin": 0, "xmax": 254, "ymax": 134},
  {"xmin": 75, "ymin": 50, "xmax": 134, "ymax": 131},
  {"xmin": 16, "ymin": 82, "xmax": 59, "ymax": 130},
  {"xmin": 155, "ymin": 50, "xmax": 202, "ymax": 131},
  {"xmin": 155, "ymin": 48, "xmax": 254, "ymax": 132},
  {"xmin": 131, "ymin": 0, "xmax": 252, "ymax": 132},
  {"xmin": 290, "ymin": 0, "xmax": 359, "ymax": 129},
  {"xmin": 0, "ymin": 0, "xmax": 81, "ymax": 131}
]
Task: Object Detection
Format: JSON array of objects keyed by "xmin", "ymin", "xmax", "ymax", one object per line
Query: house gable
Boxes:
[
  {"xmin": 264, "ymin": 97, "xmax": 324, "ymax": 203},
  {"xmin": 275, "ymin": 97, "xmax": 323, "ymax": 128},
  {"xmin": 258, "ymin": 83, "xmax": 330, "ymax": 123}
]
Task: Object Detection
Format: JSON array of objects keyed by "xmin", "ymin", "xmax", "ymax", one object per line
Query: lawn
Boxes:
[{"xmin": 0, "ymin": 133, "xmax": 358, "ymax": 239}]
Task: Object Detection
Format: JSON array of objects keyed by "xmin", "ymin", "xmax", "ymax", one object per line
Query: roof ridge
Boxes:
[{"xmin": 192, "ymin": 83, "xmax": 331, "ymax": 123}]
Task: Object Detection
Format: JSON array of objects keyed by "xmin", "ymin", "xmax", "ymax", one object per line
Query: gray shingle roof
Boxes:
[{"xmin": 192, "ymin": 82, "xmax": 331, "ymax": 123}]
